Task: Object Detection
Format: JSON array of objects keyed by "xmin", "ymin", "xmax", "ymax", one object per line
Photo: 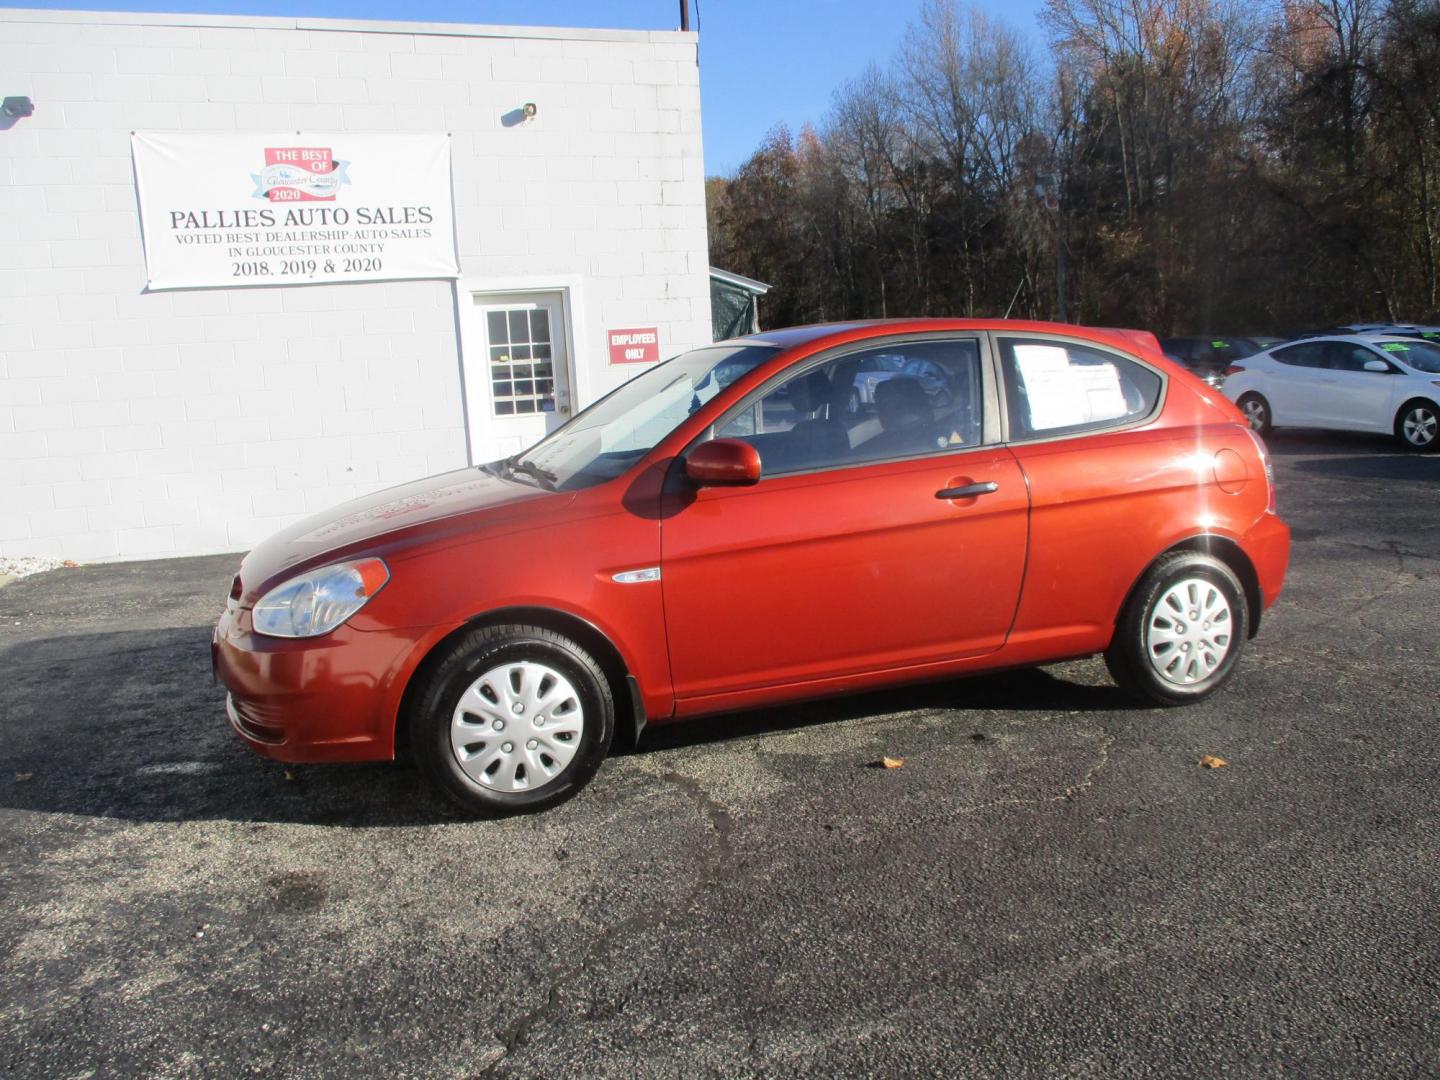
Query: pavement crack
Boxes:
[
  {"xmin": 657, "ymin": 770, "xmax": 735, "ymax": 894},
  {"xmin": 480, "ymin": 771, "xmax": 734, "ymax": 1076},
  {"xmin": 1056, "ymin": 727, "xmax": 1117, "ymax": 802},
  {"xmin": 879, "ymin": 723, "xmax": 1120, "ymax": 831},
  {"xmin": 949, "ymin": 723, "xmax": 1117, "ymax": 818}
]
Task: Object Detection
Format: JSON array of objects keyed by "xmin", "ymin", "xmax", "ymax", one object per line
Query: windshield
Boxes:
[
  {"xmin": 499, "ymin": 344, "xmax": 779, "ymax": 490},
  {"xmin": 1376, "ymin": 339, "xmax": 1440, "ymax": 373}
]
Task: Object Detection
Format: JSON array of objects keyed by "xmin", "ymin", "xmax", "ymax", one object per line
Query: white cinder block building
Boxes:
[{"xmin": 0, "ymin": 8, "xmax": 710, "ymax": 561}]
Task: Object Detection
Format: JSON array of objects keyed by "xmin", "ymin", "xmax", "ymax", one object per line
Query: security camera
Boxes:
[
  {"xmin": 2, "ymin": 96, "xmax": 34, "ymax": 119},
  {"xmin": 522, "ymin": 102, "xmax": 537, "ymax": 120}
]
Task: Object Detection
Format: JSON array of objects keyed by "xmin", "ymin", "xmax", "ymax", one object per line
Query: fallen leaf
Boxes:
[
  {"xmin": 1199, "ymin": 755, "xmax": 1228, "ymax": 769},
  {"xmin": 14, "ymin": 772, "xmax": 33, "ymax": 783},
  {"xmin": 283, "ymin": 770, "xmax": 294, "ymax": 781},
  {"xmin": 881, "ymin": 756, "xmax": 905, "ymax": 770}
]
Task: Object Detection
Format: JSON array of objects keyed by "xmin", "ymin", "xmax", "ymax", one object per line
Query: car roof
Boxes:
[
  {"xmin": 1161, "ymin": 335, "xmax": 1255, "ymax": 342},
  {"xmin": 1264, "ymin": 333, "xmax": 1437, "ymax": 349},
  {"xmin": 722, "ymin": 318, "xmax": 1162, "ymax": 357}
]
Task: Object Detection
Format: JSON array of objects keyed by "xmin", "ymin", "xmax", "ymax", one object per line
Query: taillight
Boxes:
[
  {"xmin": 229, "ymin": 573, "xmax": 242, "ymax": 600},
  {"xmin": 1244, "ymin": 428, "xmax": 1276, "ymax": 513},
  {"xmin": 1223, "ymin": 364, "xmax": 1246, "ymax": 376}
]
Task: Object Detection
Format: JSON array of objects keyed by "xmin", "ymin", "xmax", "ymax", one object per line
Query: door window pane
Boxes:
[
  {"xmin": 714, "ymin": 339, "xmax": 983, "ymax": 475},
  {"xmin": 998, "ymin": 337, "xmax": 1161, "ymax": 440},
  {"xmin": 486, "ymin": 306, "xmax": 558, "ymax": 416},
  {"xmin": 1323, "ymin": 342, "xmax": 1382, "ymax": 372}
]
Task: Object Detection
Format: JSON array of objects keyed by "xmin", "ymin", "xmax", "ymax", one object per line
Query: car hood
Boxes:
[{"xmin": 238, "ymin": 467, "xmax": 553, "ymax": 600}]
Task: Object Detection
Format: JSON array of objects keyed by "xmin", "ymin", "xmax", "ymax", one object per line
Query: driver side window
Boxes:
[
  {"xmin": 1324, "ymin": 343, "xmax": 1387, "ymax": 373},
  {"xmin": 715, "ymin": 339, "xmax": 984, "ymax": 476}
]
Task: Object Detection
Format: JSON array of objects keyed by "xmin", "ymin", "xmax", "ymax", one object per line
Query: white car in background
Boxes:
[{"xmin": 1221, "ymin": 335, "xmax": 1440, "ymax": 451}]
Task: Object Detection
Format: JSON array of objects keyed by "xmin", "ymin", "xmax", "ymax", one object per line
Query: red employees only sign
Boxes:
[{"xmin": 608, "ymin": 327, "xmax": 659, "ymax": 364}]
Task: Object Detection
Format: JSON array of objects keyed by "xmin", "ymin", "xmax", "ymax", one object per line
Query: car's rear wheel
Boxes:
[
  {"xmin": 1395, "ymin": 399, "xmax": 1439, "ymax": 452},
  {"xmin": 1105, "ymin": 552, "xmax": 1249, "ymax": 706},
  {"xmin": 1236, "ymin": 393, "xmax": 1271, "ymax": 435},
  {"xmin": 409, "ymin": 624, "xmax": 614, "ymax": 815}
]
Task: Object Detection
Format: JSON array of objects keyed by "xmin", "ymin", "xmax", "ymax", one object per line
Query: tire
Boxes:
[
  {"xmin": 1236, "ymin": 392, "xmax": 1271, "ymax": 435},
  {"xmin": 408, "ymin": 624, "xmax": 615, "ymax": 815},
  {"xmin": 1394, "ymin": 399, "xmax": 1439, "ymax": 452},
  {"xmin": 1105, "ymin": 552, "xmax": 1249, "ymax": 707}
]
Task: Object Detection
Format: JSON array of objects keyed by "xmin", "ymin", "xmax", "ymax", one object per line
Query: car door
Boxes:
[
  {"xmin": 1310, "ymin": 342, "xmax": 1401, "ymax": 432},
  {"xmin": 1263, "ymin": 341, "xmax": 1331, "ymax": 424},
  {"xmin": 658, "ymin": 335, "xmax": 1029, "ymax": 706},
  {"xmin": 992, "ymin": 333, "xmax": 1193, "ymax": 649}
]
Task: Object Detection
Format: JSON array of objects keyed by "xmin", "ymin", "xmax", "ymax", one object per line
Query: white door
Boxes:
[
  {"xmin": 1264, "ymin": 341, "xmax": 1330, "ymax": 426},
  {"xmin": 1312, "ymin": 342, "xmax": 1399, "ymax": 432},
  {"xmin": 467, "ymin": 291, "xmax": 574, "ymax": 461}
]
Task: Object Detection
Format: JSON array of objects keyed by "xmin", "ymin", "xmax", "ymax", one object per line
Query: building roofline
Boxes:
[
  {"xmin": 709, "ymin": 266, "xmax": 771, "ymax": 295},
  {"xmin": 0, "ymin": 7, "xmax": 699, "ymax": 45}
]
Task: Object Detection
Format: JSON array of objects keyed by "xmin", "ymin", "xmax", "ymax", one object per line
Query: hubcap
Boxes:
[
  {"xmin": 1242, "ymin": 399, "xmax": 1266, "ymax": 430},
  {"xmin": 1146, "ymin": 578, "xmax": 1233, "ymax": 686},
  {"xmin": 1403, "ymin": 407, "xmax": 1437, "ymax": 446},
  {"xmin": 450, "ymin": 661, "xmax": 584, "ymax": 792}
]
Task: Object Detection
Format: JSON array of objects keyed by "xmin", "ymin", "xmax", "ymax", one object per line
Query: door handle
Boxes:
[{"xmin": 935, "ymin": 481, "xmax": 999, "ymax": 500}]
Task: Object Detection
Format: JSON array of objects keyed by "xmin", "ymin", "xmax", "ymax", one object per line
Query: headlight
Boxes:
[{"xmin": 252, "ymin": 558, "xmax": 389, "ymax": 638}]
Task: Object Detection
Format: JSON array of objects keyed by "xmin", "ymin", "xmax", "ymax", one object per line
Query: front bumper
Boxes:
[{"xmin": 213, "ymin": 601, "xmax": 417, "ymax": 764}]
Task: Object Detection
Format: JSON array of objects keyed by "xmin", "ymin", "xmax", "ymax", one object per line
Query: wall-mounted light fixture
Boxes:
[
  {"xmin": 2, "ymin": 96, "xmax": 35, "ymax": 119},
  {"xmin": 501, "ymin": 102, "xmax": 538, "ymax": 128}
]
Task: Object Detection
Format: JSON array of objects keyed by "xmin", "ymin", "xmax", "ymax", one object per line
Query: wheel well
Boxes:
[
  {"xmin": 393, "ymin": 606, "xmax": 638, "ymax": 758},
  {"xmin": 1161, "ymin": 536, "xmax": 1264, "ymax": 638},
  {"xmin": 1395, "ymin": 396, "xmax": 1440, "ymax": 426}
]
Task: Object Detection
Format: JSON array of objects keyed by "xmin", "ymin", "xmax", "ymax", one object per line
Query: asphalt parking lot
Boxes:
[{"xmin": 2, "ymin": 431, "xmax": 1437, "ymax": 1078}]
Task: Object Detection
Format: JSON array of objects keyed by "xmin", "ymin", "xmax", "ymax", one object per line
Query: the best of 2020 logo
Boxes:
[{"xmin": 251, "ymin": 147, "xmax": 351, "ymax": 202}]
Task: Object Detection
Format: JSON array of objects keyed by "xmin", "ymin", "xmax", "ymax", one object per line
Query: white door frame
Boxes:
[{"xmin": 454, "ymin": 274, "xmax": 589, "ymax": 466}]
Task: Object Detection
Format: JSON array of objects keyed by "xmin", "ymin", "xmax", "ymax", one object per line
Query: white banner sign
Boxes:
[{"xmin": 131, "ymin": 132, "xmax": 460, "ymax": 290}]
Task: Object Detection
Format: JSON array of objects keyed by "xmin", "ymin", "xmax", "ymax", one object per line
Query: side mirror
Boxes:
[
  {"xmin": 1364, "ymin": 359, "xmax": 1393, "ymax": 373},
  {"xmin": 685, "ymin": 438, "xmax": 761, "ymax": 486}
]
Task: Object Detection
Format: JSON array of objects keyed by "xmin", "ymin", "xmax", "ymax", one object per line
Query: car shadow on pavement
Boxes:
[
  {"xmin": 1290, "ymin": 454, "xmax": 1439, "ymax": 481},
  {"xmin": 0, "ymin": 625, "xmax": 451, "ymax": 828},
  {"xmin": 1264, "ymin": 430, "xmax": 1398, "ymax": 456},
  {"xmin": 1265, "ymin": 429, "xmax": 1438, "ymax": 477},
  {"xmin": 0, "ymin": 624, "xmax": 1136, "ymax": 826},
  {"xmin": 633, "ymin": 666, "xmax": 1136, "ymax": 754}
]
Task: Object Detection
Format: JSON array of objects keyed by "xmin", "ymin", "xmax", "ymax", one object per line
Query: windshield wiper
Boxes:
[{"xmin": 499, "ymin": 455, "xmax": 559, "ymax": 492}]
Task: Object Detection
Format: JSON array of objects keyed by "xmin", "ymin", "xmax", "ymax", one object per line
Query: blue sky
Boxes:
[{"xmin": 8, "ymin": 0, "xmax": 1048, "ymax": 174}]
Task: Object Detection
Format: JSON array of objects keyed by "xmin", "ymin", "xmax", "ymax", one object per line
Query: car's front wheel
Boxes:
[
  {"xmin": 1236, "ymin": 392, "xmax": 1271, "ymax": 435},
  {"xmin": 409, "ymin": 624, "xmax": 615, "ymax": 815},
  {"xmin": 1105, "ymin": 552, "xmax": 1249, "ymax": 707},
  {"xmin": 1395, "ymin": 399, "xmax": 1439, "ymax": 452}
]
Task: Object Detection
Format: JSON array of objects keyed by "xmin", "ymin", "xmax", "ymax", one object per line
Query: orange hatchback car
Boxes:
[{"xmin": 215, "ymin": 320, "xmax": 1290, "ymax": 813}]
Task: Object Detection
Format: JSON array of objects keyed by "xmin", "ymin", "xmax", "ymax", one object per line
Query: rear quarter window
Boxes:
[
  {"xmin": 1271, "ymin": 342, "xmax": 1325, "ymax": 367},
  {"xmin": 999, "ymin": 337, "xmax": 1163, "ymax": 441}
]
